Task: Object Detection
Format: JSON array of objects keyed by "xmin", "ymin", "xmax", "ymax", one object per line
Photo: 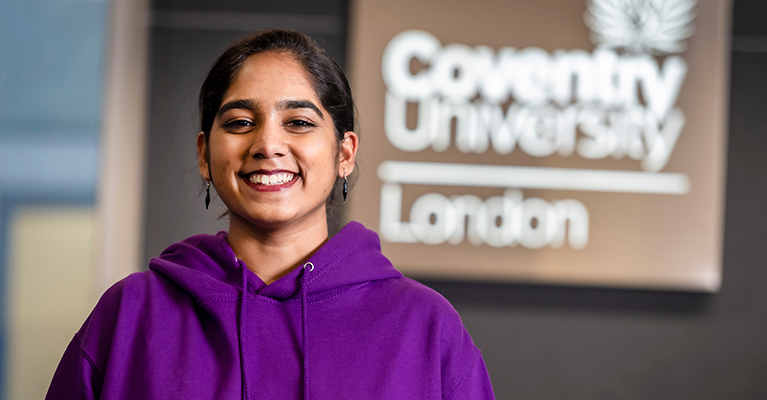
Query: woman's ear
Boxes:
[
  {"xmin": 339, "ymin": 131, "xmax": 359, "ymax": 177},
  {"xmin": 197, "ymin": 132, "xmax": 210, "ymax": 181}
]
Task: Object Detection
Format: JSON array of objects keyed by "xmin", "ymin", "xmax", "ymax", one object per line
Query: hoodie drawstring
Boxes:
[
  {"xmin": 301, "ymin": 262, "xmax": 313, "ymax": 400},
  {"xmin": 239, "ymin": 260, "xmax": 251, "ymax": 400},
  {"xmin": 238, "ymin": 259, "xmax": 312, "ymax": 400}
]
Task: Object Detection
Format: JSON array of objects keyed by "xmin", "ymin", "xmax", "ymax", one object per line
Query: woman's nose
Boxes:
[{"xmin": 249, "ymin": 120, "xmax": 288, "ymax": 159}]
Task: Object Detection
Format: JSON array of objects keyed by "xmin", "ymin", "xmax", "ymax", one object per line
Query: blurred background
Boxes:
[{"xmin": 1, "ymin": 0, "xmax": 766, "ymax": 398}]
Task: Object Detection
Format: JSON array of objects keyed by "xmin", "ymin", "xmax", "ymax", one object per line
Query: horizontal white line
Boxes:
[{"xmin": 377, "ymin": 161, "xmax": 690, "ymax": 194}]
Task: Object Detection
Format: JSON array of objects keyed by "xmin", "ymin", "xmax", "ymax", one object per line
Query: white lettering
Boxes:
[
  {"xmin": 432, "ymin": 44, "xmax": 478, "ymax": 101},
  {"xmin": 642, "ymin": 108, "xmax": 685, "ymax": 172},
  {"xmin": 448, "ymin": 194, "xmax": 485, "ymax": 245},
  {"xmin": 513, "ymin": 48, "xmax": 551, "ymax": 106},
  {"xmin": 381, "ymin": 30, "xmax": 440, "ymax": 101},
  {"xmin": 477, "ymin": 102, "xmax": 520, "ymax": 154},
  {"xmin": 380, "ymin": 31, "xmax": 688, "ymax": 172},
  {"xmin": 518, "ymin": 106, "xmax": 558, "ymax": 157},
  {"xmin": 409, "ymin": 193, "xmax": 457, "ymax": 245},
  {"xmin": 384, "ymin": 94, "xmax": 683, "ymax": 171},
  {"xmin": 384, "ymin": 92, "xmax": 439, "ymax": 152},
  {"xmin": 551, "ymin": 49, "xmax": 596, "ymax": 106},
  {"xmin": 380, "ymin": 184, "xmax": 590, "ymax": 249},
  {"xmin": 474, "ymin": 46, "xmax": 516, "ymax": 103},
  {"xmin": 638, "ymin": 55, "xmax": 687, "ymax": 123},
  {"xmin": 379, "ymin": 183, "xmax": 416, "ymax": 243}
]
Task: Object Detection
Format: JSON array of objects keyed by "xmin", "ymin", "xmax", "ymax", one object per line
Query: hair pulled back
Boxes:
[{"xmin": 198, "ymin": 29, "xmax": 358, "ymax": 221}]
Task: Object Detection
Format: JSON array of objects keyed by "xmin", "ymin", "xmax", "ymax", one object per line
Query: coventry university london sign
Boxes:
[{"xmin": 349, "ymin": 0, "xmax": 731, "ymax": 291}]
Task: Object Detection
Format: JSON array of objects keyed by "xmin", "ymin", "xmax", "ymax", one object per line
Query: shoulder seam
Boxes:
[
  {"xmin": 74, "ymin": 335, "xmax": 105, "ymax": 383},
  {"xmin": 441, "ymin": 348, "xmax": 481, "ymax": 400}
]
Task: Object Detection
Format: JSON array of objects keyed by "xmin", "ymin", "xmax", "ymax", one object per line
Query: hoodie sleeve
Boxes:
[
  {"xmin": 45, "ymin": 335, "xmax": 102, "ymax": 400},
  {"xmin": 426, "ymin": 287, "xmax": 495, "ymax": 400},
  {"xmin": 443, "ymin": 354, "xmax": 495, "ymax": 400}
]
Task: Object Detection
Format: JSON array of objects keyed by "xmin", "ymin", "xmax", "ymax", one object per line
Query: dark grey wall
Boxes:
[
  {"xmin": 144, "ymin": 1, "xmax": 767, "ymax": 398},
  {"xmin": 422, "ymin": 2, "xmax": 767, "ymax": 398}
]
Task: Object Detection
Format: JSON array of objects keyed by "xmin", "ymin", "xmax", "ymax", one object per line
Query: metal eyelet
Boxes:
[{"xmin": 303, "ymin": 262, "xmax": 314, "ymax": 271}]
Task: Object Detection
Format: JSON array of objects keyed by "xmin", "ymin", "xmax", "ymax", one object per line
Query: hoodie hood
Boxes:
[{"xmin": 148, "ymin": 221, "xmax": 403, "ymax": 302}]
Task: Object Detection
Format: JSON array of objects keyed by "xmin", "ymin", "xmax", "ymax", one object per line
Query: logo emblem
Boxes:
[{"xmin": 585, "ymin": 0, "xmax": 697, "ymax": 55}]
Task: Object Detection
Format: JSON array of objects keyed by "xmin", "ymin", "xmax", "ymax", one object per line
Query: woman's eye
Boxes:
[
  {"xmin": 287, "ymin": 119, "xmax": 315, "ymax": 129},
  {"xmin": 224, "ymin": 119, "xmax": 254, "ymax": 130}
]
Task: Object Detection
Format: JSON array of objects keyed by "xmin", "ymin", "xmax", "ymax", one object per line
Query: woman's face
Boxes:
[{"xmin": 197, "ymin": 51, "xmax": 357, "ymax": 232}]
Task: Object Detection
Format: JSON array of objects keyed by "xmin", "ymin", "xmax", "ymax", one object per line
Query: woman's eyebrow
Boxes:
[
  {"xmin": 278, "ymin": 99, "xmax": 324, "ymax": 119},
  {"xmin": 217, "ymin": 99, "xmax": 258, "ymax": 119}
]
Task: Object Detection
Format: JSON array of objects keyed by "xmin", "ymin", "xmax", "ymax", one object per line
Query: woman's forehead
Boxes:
[{"xmin": 224, "ymin": 52, "xmax": 319, "ymax": 103}]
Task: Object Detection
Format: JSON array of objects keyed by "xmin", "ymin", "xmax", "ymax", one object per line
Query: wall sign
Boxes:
[{"xmin": 349, "ymin": 0, "xmax": 730, "ymax": 291}]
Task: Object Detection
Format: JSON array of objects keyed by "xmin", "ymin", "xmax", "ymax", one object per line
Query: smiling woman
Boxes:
[
  {"xmin": 46, "ymin": 30, "xmax": 495, "ymax": 400},
  {"xmin": 198, "ymin": 49, "xmax": 357, "ymax": 284}
]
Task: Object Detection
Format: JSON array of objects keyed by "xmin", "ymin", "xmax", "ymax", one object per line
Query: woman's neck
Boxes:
[{"xmin": 226, "ymin": 212, "xmax": 329, "ymax": 285}]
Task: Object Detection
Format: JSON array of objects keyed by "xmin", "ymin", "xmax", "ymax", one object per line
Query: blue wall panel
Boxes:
[{"xmin": 0, "ymin": 0, "xmax": 107, "ymax": 396}]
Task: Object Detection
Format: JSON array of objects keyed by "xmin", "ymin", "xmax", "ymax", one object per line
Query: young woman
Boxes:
[{"xmin": 47, "ymin": 29, "xmax": 495, "ymax": 400}]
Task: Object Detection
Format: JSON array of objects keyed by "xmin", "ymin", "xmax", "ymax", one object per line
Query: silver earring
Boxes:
[{"xmin": 205, "ymin": 181, "xmax": 211, "ymax": 209}]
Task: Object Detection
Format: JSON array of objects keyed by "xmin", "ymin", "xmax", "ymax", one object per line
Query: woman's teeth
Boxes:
[{"xmin": 248, "ymin": 173, "xmax": 295, "ymax": 186}]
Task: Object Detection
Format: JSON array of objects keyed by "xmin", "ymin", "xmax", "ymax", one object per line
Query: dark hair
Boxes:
[{"xmin": 199, "ymin": 29, "xmax": 358, "ymax": 221}]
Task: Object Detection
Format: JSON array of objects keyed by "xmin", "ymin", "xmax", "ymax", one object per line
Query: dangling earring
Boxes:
[
  {"xmin": 205, "ymin": 181, "xmax": 211, "ymax": 209},
  {"xmin": 342, "ymin": 168, "xmax": 348, "ymax": 201}
]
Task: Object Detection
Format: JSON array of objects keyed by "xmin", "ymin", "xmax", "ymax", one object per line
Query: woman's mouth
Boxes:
[{"xmin": 242, "ymin": 171, "xmax": 298, "ymax": 191}]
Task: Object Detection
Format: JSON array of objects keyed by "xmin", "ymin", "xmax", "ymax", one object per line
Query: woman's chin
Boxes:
[{"xmin": 230, "ymin": 207, "xmax": 327, "ymax": 233}]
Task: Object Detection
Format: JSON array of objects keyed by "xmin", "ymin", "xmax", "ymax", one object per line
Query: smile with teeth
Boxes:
[{"xmin": 247, "ymin": 172, "xmax": 296, "ymax": 186}]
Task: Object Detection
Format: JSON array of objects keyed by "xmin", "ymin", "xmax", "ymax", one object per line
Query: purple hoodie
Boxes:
[{"xmin": 47, "ymin": 222, "xmax": 495, "ymax": 399}]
